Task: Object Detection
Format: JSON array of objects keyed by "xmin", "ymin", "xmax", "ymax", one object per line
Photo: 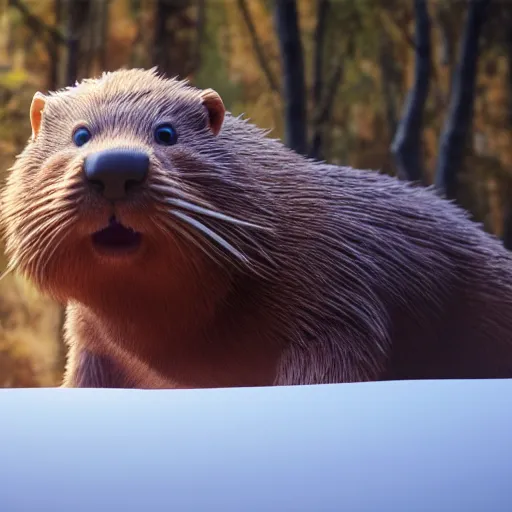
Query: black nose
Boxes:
[{"xmin": 84, "ymin": 149, "xmax": 149, "ymax": 201}]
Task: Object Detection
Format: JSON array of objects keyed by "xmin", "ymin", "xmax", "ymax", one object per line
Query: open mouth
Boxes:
[{"xmin": 91, "ymin": 216, "xmax": 142, "ymax": 256}]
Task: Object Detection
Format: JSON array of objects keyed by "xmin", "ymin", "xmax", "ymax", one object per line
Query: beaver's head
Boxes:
[{"xmin": 1, "ymin": 68, "xmax": 273, "ymax": 306}]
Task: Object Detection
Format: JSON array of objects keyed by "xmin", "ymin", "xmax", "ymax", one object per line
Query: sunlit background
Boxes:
[{"xmin": 0, "ymin": 0, "xmax": 509, "ymax": 387}]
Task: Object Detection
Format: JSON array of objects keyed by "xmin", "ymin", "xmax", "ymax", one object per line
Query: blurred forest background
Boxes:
[{"xmin": 0, "ymin": 0, "xmax": 509, "ymax": 387}]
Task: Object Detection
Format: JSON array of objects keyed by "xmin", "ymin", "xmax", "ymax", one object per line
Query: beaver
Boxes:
[{"xmin": 2, "ymin": 67, "xmax": 512, "ymax": 388}]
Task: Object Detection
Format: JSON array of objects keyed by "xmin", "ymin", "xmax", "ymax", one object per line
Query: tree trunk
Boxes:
[
  {"xmin": 312, "ymin": 0, "xmax": 328, "ymax": 110},
  {"xmin": 274, "ymin": 0, "xmax": 308, "ymax": 155},
  {"xmin": 186, "ymin": 0, "xmax": 206, "ymax": 78},
  {"xmin": 152, "ymin": 0, "xmax": 193, "ymax": 78},
  {"xmin": 152, "ymin": 0, "xmax": 172, "ymax": 74},
  {"xmin": 65, "ymin": 12, "xmax": 79, "ymax": 85},
  {"xmin": 391, "ymin": 0, "xmax": 431, "ymax": 183},
  {"xmin": 309, "ymin": 0, "xmax": 329, "ymax": 160},
  {"xmin": 434, "ymin": 0, "xmax": 490, "ymax": 200},
  {"xmin": 98, "ymin": 0, "xmax": 109, "ymax": 72},
  {"xmin": 46, "ymin": 0, "xmax": 61, "ymax": 90},
  {"xmin": 64, "ymin": 0, "xmax": 91, "ymax": 85}
]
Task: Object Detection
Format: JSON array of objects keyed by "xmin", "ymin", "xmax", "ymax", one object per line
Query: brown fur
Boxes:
[{"xmin": 2, "ymin": 67, "xmax": 512, "ymax": 389}]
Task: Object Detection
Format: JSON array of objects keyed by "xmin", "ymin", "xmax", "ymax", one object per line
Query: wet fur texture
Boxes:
[{"xmin": 2, "ymin": 68, "xmax": 512, "ymax": 388}]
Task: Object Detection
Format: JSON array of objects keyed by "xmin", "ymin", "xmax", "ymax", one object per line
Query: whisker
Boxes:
[
  {"xmin": 2, "ymin": 202, "xmax": 77, "ymax": 240},
  {"xmin": 13, "ymin": 207, "xmax": 77, "ymax": 279},
  {"xmin": 25, "ymin": 215, "xmax": 73, "ymax": 259},
  {"xmin": 222, "ymin": 227, "xmax": 279, "ymax": 271},
  {"xmin": 150, "ymin": 215, "xmax": 194, "ymax": 271},
  {"xmin": 37, "ymin": 216, "xmax": 75, "ymax": 261},
  {"xmin": 22, "ymin": 215, "xmax": 74, "ymax": 284},
  {"xmin": 160, "ymin": 216, "xmax": 227, "ymax": 269},
  {"xmin": 151, "ymin": 183, "xmax": 188, "ymax": 195},
  {"xmin": 166, "ymin": 198, "xmax": 272, "ymax": 232},
  {"xmin": 149, "ymin": 215, "xmax": 189, "ymax": 263},
  {"xmin": 0, "ymin": 265, "xmax": 14, "ymax": 282},
  {"xmin": 35, "ymin": 218, "xmax": 75, "ymax": 285},
  {"xmin": 15, "ymin": 215, "xmax": 73, "ymax": 261},
  {"xmin": 150, "ymin": 183, "xmax": 200, "ymax": 202},
  {"xmin": 170, "ymin": 210, "xmax": 250, "ymax": 265},
  {"xmin": 2, "ymin": 186, "xmax": 80, "ymax": 217}
]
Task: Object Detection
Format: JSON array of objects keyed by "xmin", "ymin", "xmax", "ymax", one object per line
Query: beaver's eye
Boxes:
[
  {"xmin": 154, "ymin": 124, "xmax": 178, "ymax": 146},
  {"xmin": 73, "ymin": 126, "xmax": 92, "ymax": 147}
]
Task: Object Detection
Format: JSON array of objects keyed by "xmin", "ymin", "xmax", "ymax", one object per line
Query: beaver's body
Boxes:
[{"xmin": 2, "ymin": 68, "xmax": 512, "ymax": 388}]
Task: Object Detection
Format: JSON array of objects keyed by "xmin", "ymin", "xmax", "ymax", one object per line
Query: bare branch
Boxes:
[
  {"xmin": 185, "ymin": 0, "xmax": 206, "ymax": 77},
  {"xmin": 312, "ymin": 0, "xmax": 329, "ymax": 109},
  {"xmin": 237, "ymin": 0, "xmax": 279, "ymax": 94},
  {"xmin": 378, "ymin": 8, "xmax": 415, "ymax": 50},
  {"xmin": 9, "ymin": 0, "xmax": 66, "ymax": 45},
  {"xmin": 309, "ymin": 38, "xmax": 351, "ymax": 160}
]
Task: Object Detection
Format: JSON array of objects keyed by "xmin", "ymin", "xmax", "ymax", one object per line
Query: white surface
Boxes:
[{"xmin": 0, "ymin": 379, "xmax": 511, "ymax": 512}]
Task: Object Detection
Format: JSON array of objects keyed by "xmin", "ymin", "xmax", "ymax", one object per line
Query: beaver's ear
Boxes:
[
  {"xmin": 199, "ymin": 88, "xmax": 225, "ymax": 136},
  {"xmin": 30, "ymin": 92, "xmax": 47, "ymax": 141}
]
